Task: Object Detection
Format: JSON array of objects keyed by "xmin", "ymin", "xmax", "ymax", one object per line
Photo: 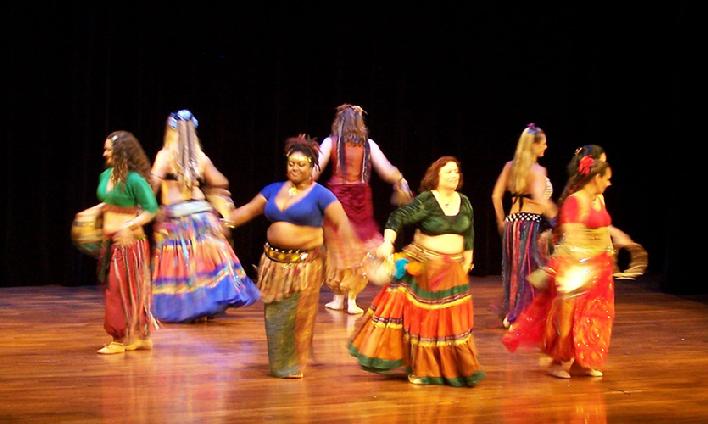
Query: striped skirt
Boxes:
[
  {"xmin": 152, "ymin": 203, "xmax": 259, "ymax": 322},
  {"xmin": 257, "ymin": 243, "xmax": 325, "ymax": 378},
  {"xmin": 501, "ymin": 212, "xmax": 546, "ymax": 324},
  {"xmin": 100, "ymin": 238, "xmax": 155, "ymax": 342},
  {"xmin": 349, "ymin": 244, "xmax": 485, "ymax": 387}
]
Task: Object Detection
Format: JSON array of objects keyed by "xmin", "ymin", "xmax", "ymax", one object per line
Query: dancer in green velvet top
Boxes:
[{"xmin": 349, "ymin": 156, "xmax": 485, "ymax": 387}]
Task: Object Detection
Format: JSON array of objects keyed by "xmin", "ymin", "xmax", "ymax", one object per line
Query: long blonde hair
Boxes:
[{"xmin": 508, "ymin": 123, "xmax": 545, "ymax": 193}]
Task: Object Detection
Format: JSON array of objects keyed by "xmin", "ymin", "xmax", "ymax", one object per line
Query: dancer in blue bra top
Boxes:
[{"xmin": 229, "ymin": 135, "xmax": 362, "ymax": 378}]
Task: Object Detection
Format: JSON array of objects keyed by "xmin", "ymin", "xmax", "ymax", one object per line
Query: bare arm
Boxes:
[
  {"xmin": 229, "ymin": 194, "xmax": 267, "ymax": 227},
  {"xmin": 491, "ymin": 162, "xmax": 511, "ymax": 234},
  {"xmin": 376, "ymin": 228, "xmax": 398, "ymax": 257},
  {"xmin": 609, "ymin": 225, "xmax": 634, "ymax": 247},
  {"xmin": 201, "ymin": 154, "xmax": 229, "ymax": 188},
  {"xmin": 150, "ymin": 150, "xmax": 169, "ymax": 192},
  {"xmin": 463, "ymin": 250, "xmax": 473, "ymax": 274},
  {"xmin": 369, "ymin": 139, "xmax": 403, "ymax": 184},
  {"xmin": 313, "ymin": 137, "xmax": 332, "ymax": 181},
  {"xmin": 122, "ymin": 210, "xmax": 157, "ymax": 231}
]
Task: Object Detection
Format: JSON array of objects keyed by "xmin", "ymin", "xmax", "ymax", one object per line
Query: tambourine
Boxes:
[
  {"xmin": 555, "ymin": 261, "xmax": 597, "ymax": 298},
  {"xmin": 362, "ymin": 253, "xmax": 395, "ymax": 286},
  {"xmin": 71, "ymin": 209, "xmax": 103, "ymax": 257},
  {"xmin": 613, "ymin": 243, "xmax": 648, "ymax": 279}
]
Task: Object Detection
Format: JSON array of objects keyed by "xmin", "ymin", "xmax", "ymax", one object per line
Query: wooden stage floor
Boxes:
[{"xmin": 1, "ymin": 276, "xmax": 706, "ymax": 423}]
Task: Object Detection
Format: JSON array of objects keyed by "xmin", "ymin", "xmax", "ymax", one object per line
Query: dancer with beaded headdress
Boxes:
[{"xmin": 150, "ymin": 110, "xmax": 259, "ymax": 323}]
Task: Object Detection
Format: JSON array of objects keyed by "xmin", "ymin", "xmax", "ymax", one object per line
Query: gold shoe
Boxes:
[
  {"xmin": 347, "ymin": 305, "xmax": 364, "ymax": 315},
  {"xmin": 125, "ymin": 338, "xmax": 153, "ymax": 351},
  {"xmin": 97, "ymin": 341, "xmax": 126, "ymax": 354},
  {"xmin": 585, "ymin": 368, "xmax": 603, "ymax": 377},
  {"xmin": 548, "ymin": 364, "xmax": 571, "ymax": 379},
  {"xmin": 407, "ymin": 374, "xmax": 425, "ymax": 385}
]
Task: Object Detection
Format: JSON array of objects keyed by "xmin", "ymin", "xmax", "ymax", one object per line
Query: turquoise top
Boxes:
[
  {"xmin": 97, "ymin": 168, "xmax": 158, "ymax": 212},
  {"xmin": 385, "ymin": 190, "xmax": 474, "ymax": 251}
]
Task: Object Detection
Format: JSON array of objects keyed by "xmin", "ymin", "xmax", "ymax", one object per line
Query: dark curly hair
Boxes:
[
  {"xmin": 284, "ymin": 134, "xmax": 320, "ymax": 172},
  {"xmin": 107, "ymin": 130, "xmax": 152, "ymax": 184},
  {"xmin": 419, "ymin": 156, "xmax": 463, "ymax": 192}
]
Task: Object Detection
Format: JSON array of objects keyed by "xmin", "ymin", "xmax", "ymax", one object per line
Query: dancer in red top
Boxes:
[
  {"xmin": 503, "ymin": 151, "xmax": 615, "ymax": 379},
  {"xmin": 315, "ymin": 104, "xmax": 411, "ymax": 314}
]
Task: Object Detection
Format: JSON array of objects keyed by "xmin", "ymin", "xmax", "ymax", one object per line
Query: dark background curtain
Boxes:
[{"xmin": 2, "ymin": 4, "xmax": 691, "ymax": 292}]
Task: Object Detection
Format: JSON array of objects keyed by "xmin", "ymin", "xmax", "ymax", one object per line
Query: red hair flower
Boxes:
[{"xmin": 578, "ymin": 156, "xmax": 594, "ymax": 175}]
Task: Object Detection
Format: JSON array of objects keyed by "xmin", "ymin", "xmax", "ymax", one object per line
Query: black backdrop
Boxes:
[{"xmin": 2, "ymin": 4, "xmax": 691, "ymax": 292}]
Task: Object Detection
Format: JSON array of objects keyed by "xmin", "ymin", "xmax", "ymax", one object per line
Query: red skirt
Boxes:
[{"xmin": 503, "ymin": 253, "xmax": 615, "ymax": 369}]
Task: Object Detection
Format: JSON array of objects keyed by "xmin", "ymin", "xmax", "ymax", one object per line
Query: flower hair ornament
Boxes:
[
  {"xmin": 168, "ymin": 109, "xmax": 199, "ymax": 128},
  {"xmin": 578, "ymin": 155, "xmax": 594, "ymax": 175}
]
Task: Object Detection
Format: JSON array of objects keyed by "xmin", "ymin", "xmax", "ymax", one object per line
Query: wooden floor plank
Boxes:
[{"xmin": 1, "ymin": 277, "xmax": 706, "ymax": 423}]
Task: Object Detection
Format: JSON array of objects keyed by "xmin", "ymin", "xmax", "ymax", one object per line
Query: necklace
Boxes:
[
  {"xmin": 435, "ymin": 190, "xmax": 455, "ymax": 207},
  {"xmin": 288, "ymin": 182, "xmax": 311, "ymax": 197}
]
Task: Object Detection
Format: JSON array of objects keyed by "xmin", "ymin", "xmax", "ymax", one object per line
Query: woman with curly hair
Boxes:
[
  {"xmin": 230, "ymin": 135, "xmax": 362, "ymax": 378},
  {"xmin": 150, "ymin": 110, "xmax": 259, "ymax": 323},
  {"xmin": 491, "ymin": 123, "xmax": 557, "ymax": 328},
  {"xmin": 349, "ymin": 156, "xmax": 485, "ymax": 387},
  {"xmin": 315, "ymin": 104, "xmax": 412, "ymax": 314},
  {"xmin": 78, "ymin": 131, "xmax": 159, "ymax": 354}
]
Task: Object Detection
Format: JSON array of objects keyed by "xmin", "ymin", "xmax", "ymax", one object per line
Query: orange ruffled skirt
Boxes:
[{"xmin": 349, "ymin": 245, "xmax": 485, "ymax": 387}]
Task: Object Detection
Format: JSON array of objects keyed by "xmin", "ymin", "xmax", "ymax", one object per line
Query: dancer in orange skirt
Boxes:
[
  {"xmin": 503, "ymin": 151, "xmax": 616, "ymax": 378},
  {"xmin": 349, "ymin": 156, "xmax": 485, "ymax": 387}
]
